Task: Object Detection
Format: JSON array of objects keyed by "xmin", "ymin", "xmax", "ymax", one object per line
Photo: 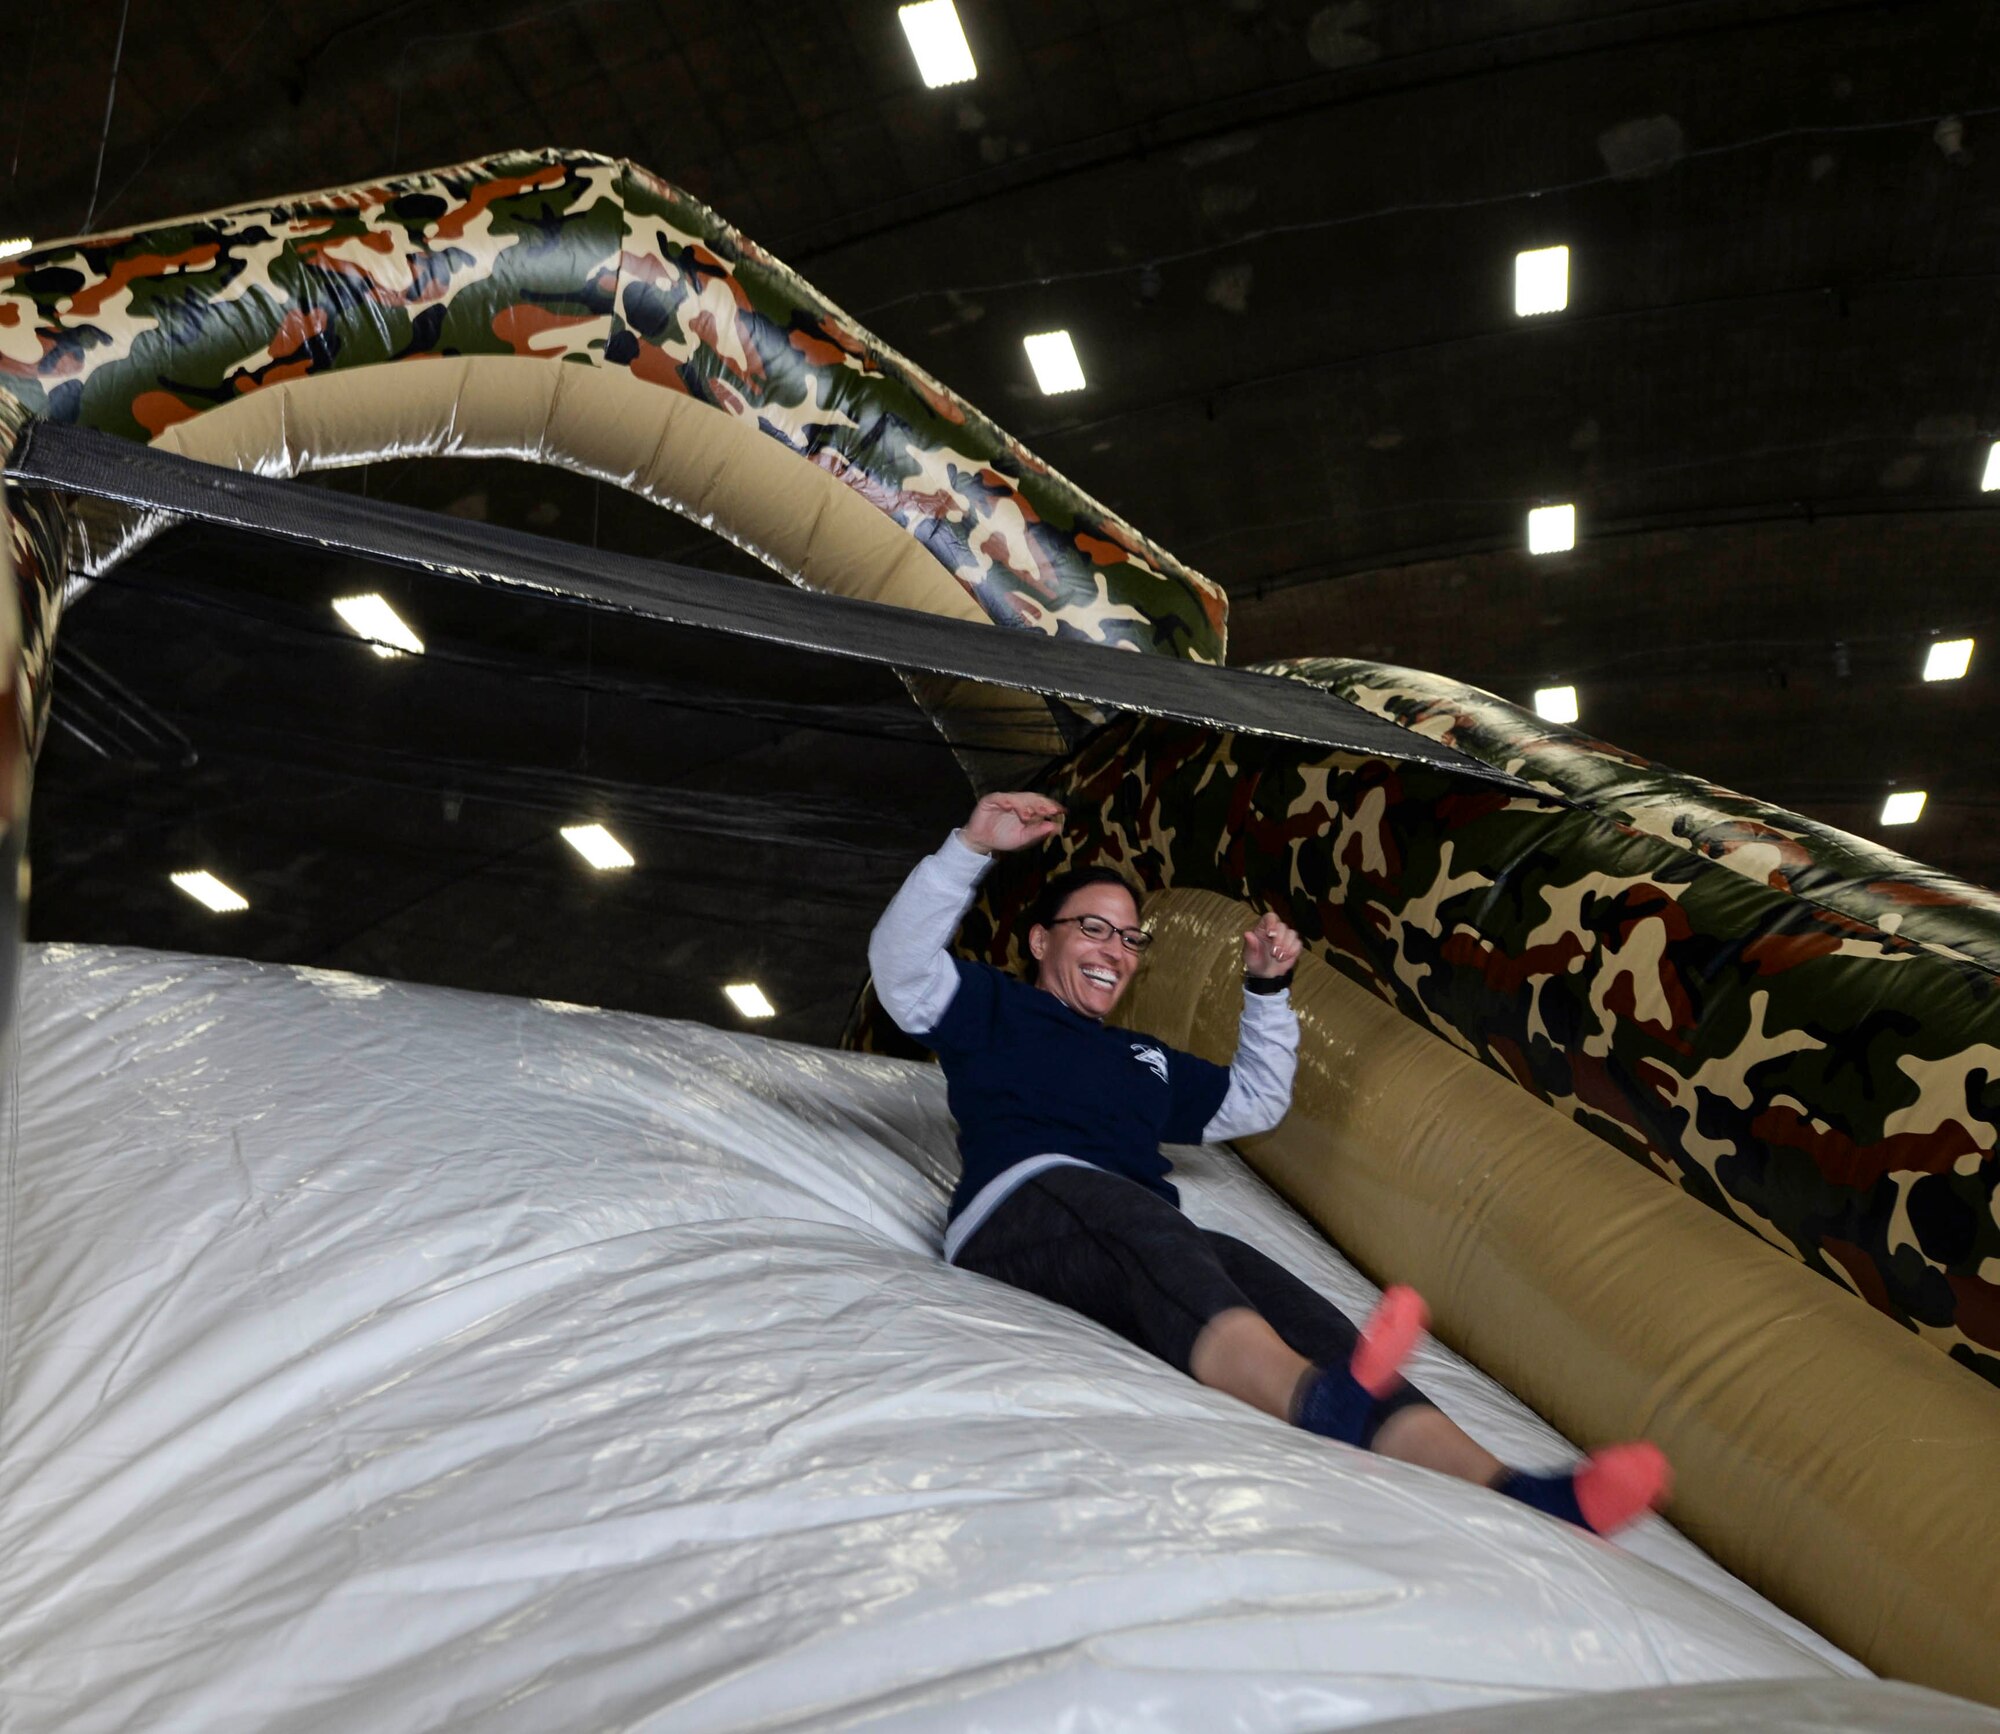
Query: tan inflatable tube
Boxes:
[
  {"xmin": 1122, "ymin": 889, "xmax": 2000, "ymax": 1708},
  {"xmin": 110, "ymin": 357, "xmax": 1064, "ymax": 775}
]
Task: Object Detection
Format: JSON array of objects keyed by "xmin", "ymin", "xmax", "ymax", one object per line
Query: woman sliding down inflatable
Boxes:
[{"xmin": 870, "ymin": 791, "xmax": 1671, "ymax": 1537}]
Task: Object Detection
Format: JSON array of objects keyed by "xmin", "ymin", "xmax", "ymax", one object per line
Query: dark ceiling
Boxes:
[
  {"xmin": 4, "ymin": 0, "xmax": 1996, "ymax": 1039},
  {"xmin": 41, "ymin": 502, "xmax": 974, "ymax": 1042}
]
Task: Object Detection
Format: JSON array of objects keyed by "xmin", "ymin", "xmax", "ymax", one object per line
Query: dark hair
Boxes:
[{"xmin": 1024, "ymin": 865, "xmax": 1144, "ymax": 981}]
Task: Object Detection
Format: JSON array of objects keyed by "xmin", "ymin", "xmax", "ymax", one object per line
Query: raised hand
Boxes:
[
  {"xmin": 1242, "ymin": 911, "xmax": 1303, "ymax": 979},
  {"xmin": 959, "ymin": 792, "xmax": 1066, "ymax": 856}
]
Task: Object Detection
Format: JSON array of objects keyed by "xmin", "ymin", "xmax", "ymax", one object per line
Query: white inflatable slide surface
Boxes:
[{"xmin": 1, "ymin": 944, "xmax": 1871, "ymax": 1732}]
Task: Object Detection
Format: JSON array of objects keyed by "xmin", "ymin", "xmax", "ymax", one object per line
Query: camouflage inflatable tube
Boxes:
[
  {"xmin": 0, "ymin": 147, "xmax": 1226, "ymax": 759},
  {"xmin": 1119, "ymin": 888, "xmax": 2000, "ymax": 1706},
  {"xmin": 0, "ymin": 481, "xmax": 27, "ymax": 1051},
  {"xmin": 1297, "ymin": 655, "xmax": 2000, "ymax": 971}
]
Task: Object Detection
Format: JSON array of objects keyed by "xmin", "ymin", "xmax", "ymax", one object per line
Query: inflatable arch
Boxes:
[{"xmin": 1, "ymin": 149, "xmax": 1996, "ymax": 1704}]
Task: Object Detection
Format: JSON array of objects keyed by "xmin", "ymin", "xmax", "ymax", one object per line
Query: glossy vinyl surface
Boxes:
[{"xmin": 0, "ymin": 944, "xmax": 1856, "ymax": 1732}]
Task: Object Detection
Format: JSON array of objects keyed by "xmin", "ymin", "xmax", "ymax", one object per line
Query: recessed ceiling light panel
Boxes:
[
  {"xmin": 1022, "ymin": 330, "xmax": 1086, "ymax": 394},
  {"xmin": 724, "ymin": 982, "xmax": 777, "ymax": 1019},
  {"xmin": 1527, "ymin": 503, "xmax": 1576, "ymax": 554},
  {"xmin": 560, "ymin": 823, "xmax": 635, "ymax": 870},
  {"xmin": 1533, "ymin": 685, "xmax": 1579, "ymax": 724},
  {"xmin": 1514, "ymin": 245, "xmax": 1569, "ymax": 316},
  {"xmin": 333, "ymin": 593, "xmax": 424, "ymax": 657},
  {"xmin": 0, "ymin": 237, "xmax": 31, "ymax": 262},
  {"xmin": 1983, "ymin": 442, "xmax": 2000, "ymax": 492},
  {"xmin": 1880, "ymin": 790, "xmax": 1927, "ymax": 826},
  {"xmin": 1923, "ymin": 638, "xmax": 1974, "ymax": 681},
  {"xmin": 898, "ymin": 0, "xmax": 976, "ymax": 87},
  {"xmin": 171, "ymin": 869, "xmax": 249, "ymax": 913}
]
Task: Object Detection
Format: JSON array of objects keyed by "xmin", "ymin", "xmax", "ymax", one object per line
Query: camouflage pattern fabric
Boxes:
[
  {"xmin": 0, "ymin": 398, "xmax": 68, "ymax": 762},
  {"xmin": 895, "ymin": 696, "xmax": 2000, "ymax": 1391},
  {"xmin": 0, "ymin": 147, "xmax": 1227, "ymax": 703},
  {"xmin": 0, "ymin": 421, "xmax": 30, "ymax": 1028},
  {"xmin": 1298, "ymin": 657, "xmax": 2000, "ymax": 974}
]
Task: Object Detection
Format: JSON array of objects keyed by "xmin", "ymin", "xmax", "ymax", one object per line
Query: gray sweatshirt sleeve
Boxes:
[
  {"xmin": 867, "ymin": 831, "xmax": 994, "ymax": 1037},
  {"xmin": 1201, "ymin": 987, "xmax": 1300, "ymax": 1142}
]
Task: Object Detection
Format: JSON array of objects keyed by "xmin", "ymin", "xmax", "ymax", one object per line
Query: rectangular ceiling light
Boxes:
[
  {"xmin": 724, "ymin": 982, "xmax": 777, "ymax": 1019},
  {"xmin": 1514, "ymin": 245, "xmax": 1569, "ymax": 316},
  {"xmin": 1022, "ymin": 330, "xmax": 1086, "ymax": 394},
  {"xmin": 0, "ymin": 237, "xmax": 31, "ymax": 262},
  {"xmin": 1533, "ymin": 685, "xmax": 1579, "ymax": 724},
  {"xmin": 1527, "ymin": 502, "xmax": 1576, "ymax": 554},
  {"xmin": 333, "ymin": 593, "xmax": 424, "ymax": 657},
  {"xmin": 1880, "ymin": 790, "xmax": 1927, "ymax": 826},
  {"xmin": 171, "ymin": 869, "xmax": 249, "ymax": 913},
  {"xmin": 1923, "ymin": 638, "xmax": 1974, "ymax": 681},
  {"xmin": 899, "ymin": 0, "xmax": 976, "ymax": 87},
  {"xmin": 560, "ymin": 823, "xmax": 635, "ymax": 870},
  {"xmin": 1983, "ymin": 442, "xmax": 2000, "ymax": 491}
]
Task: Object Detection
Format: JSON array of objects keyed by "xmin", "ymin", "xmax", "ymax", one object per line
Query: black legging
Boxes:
[{"xmin": 954, "ymin": 1163, "xmax": 1433, "ymax": 1428}]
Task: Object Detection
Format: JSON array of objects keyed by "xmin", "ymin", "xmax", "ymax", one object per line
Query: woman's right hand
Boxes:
[{"xmin": 959, "ymin": 792, "xmax": 1065, "ymax": 856}]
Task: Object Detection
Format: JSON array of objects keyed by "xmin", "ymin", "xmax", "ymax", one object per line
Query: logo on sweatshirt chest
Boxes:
[{"xmin": 1128, "ymin": 1041, "xmax": 1169, "ymax": 1084}]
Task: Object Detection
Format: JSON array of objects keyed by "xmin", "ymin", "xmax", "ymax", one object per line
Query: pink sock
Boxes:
[
  {"xmin": 1351, "ymin": 1284, "xmax": 1429, "ymax": 1398},
  {"xmin": 1574, "ymin": 1442, "xmax": 1673, "ymax": 1535}
]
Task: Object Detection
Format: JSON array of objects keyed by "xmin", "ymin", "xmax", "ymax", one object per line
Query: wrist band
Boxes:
[{"xmin": 1245, "ymin": 970, "xmax": 1294, "ymax": 995}]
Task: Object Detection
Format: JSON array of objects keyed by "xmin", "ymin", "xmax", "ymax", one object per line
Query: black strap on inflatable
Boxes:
[{"xmin": 8, "ymin": 421, "xmax": 1537, "ymax": 792}]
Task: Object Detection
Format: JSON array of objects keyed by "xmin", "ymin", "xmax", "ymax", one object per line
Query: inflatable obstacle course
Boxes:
[{"xmin": 3, "ymin": 150, "xmax": 1998, "ymax": 1710}]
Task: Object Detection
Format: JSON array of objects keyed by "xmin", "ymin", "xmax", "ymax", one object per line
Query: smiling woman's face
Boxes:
[{"xmin": 1028, "ymin": 881, "xmax": 1143, "ymax": 1020}]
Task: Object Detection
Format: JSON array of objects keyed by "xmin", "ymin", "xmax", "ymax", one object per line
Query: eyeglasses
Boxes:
[{"xmin": 1047, "ymin": 914, "xmax": 1154, "ymax": 953}]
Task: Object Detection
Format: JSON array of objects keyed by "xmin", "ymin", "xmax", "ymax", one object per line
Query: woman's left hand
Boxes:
[{"xmin": 1243, "ymin": 912, "xmax": 1303, "ymax": 979}]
